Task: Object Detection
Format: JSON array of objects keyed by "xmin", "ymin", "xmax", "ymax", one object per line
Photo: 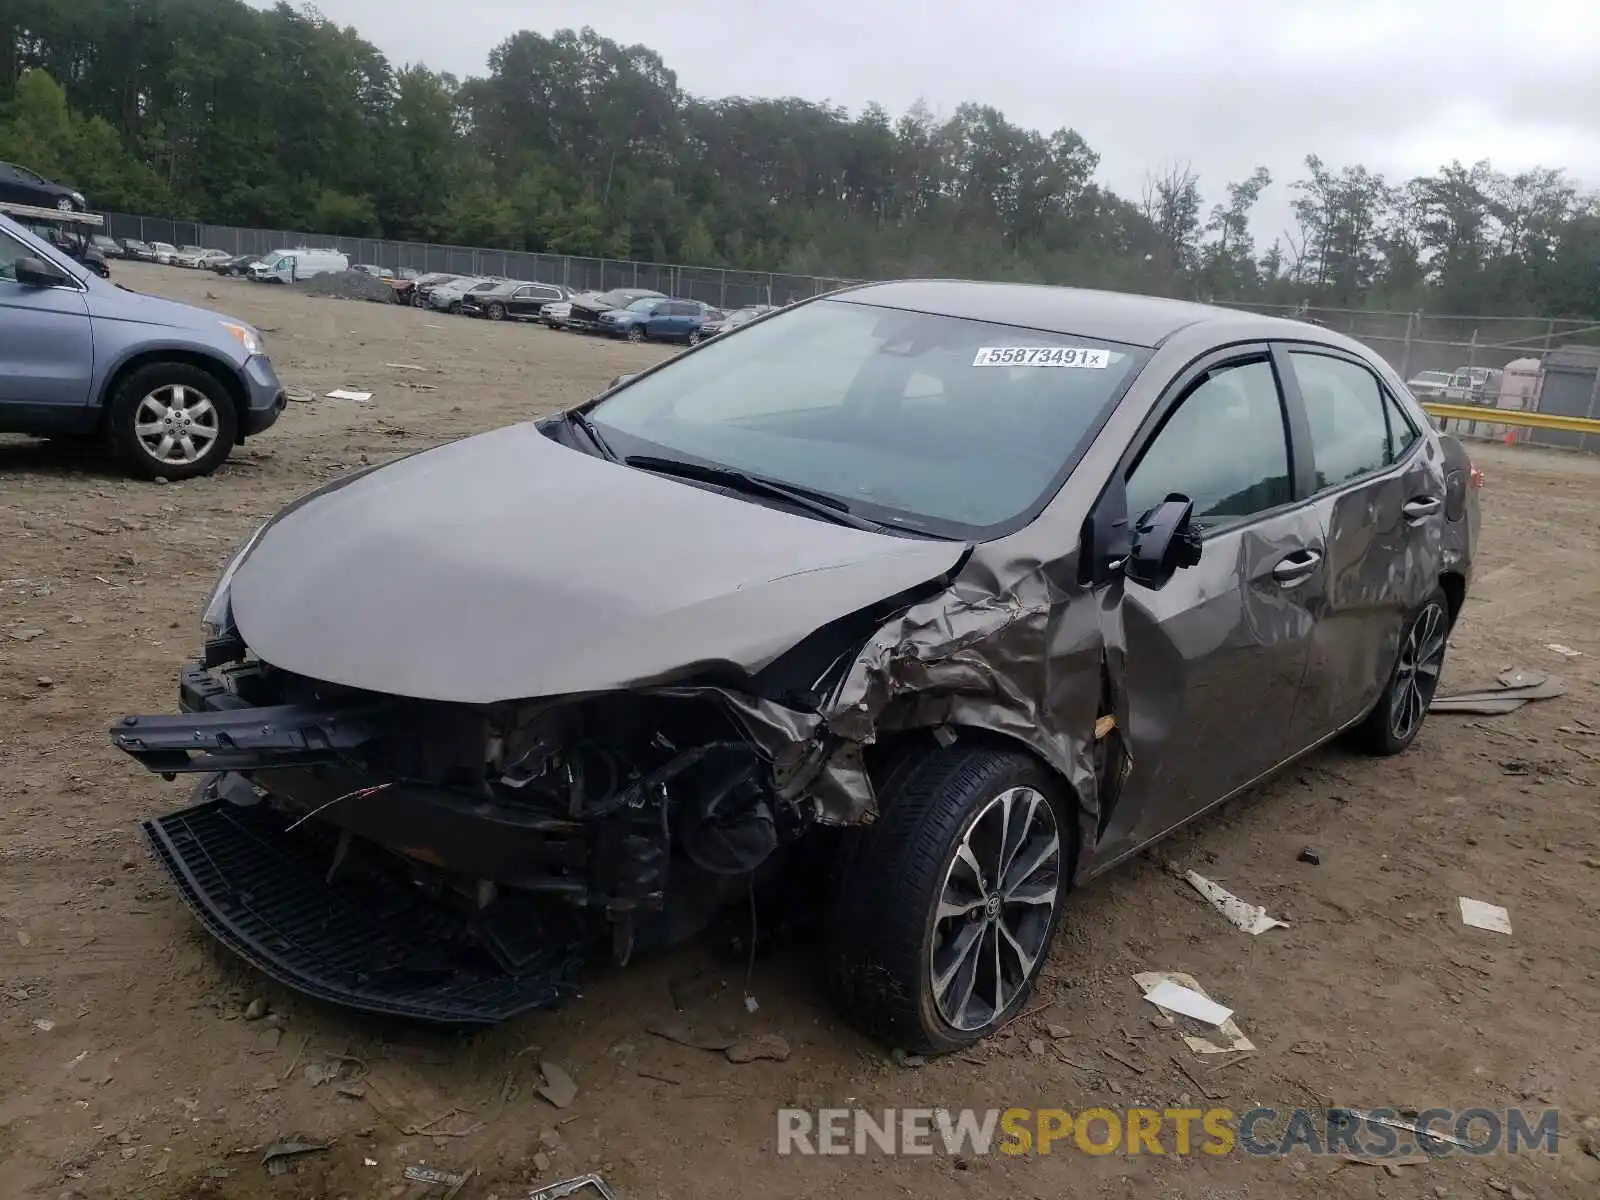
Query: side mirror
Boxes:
[
  {"xmin": 15, "ymin": 257, "xmax": 69, "ymax": 288},
  {"xmin": 1124, "ymin": 495, "xmax": 1204, "ymax": 590}
]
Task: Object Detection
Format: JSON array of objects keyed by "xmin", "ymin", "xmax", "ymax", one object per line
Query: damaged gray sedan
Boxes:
[{"xmin": 113, "ymin": 280, "xmax": 1480, "ymax": 1051}]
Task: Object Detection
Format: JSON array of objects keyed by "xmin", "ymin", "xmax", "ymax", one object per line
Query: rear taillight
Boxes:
[{"xmin": 1470, "ymin": 465, "xmax": 1485, "ymax": 489}]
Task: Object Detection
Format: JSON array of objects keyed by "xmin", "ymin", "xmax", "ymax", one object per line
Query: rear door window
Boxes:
[{"xmin": 1290, "ymin": 351, "xmax": 1412, "ymax": 490}]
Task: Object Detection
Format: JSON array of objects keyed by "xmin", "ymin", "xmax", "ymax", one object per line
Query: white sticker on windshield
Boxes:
[{"xmin": 972, "ymin": 346, "xmax": 1111, "ymax": 369}]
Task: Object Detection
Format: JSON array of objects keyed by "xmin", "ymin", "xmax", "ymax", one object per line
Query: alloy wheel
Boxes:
[
  {"xmin": 1390, "ymin": 601, "xmax": 1447, "ymax": 741},
  {"xmin": 56, "ymin": 196, "xmax": 75, "ymax": 211},
  {"xmin": 134, "ymin": 384, "xmax": 219, "ymax": 466},
  {"xmin": 627, "ymin": 326, "xmax": 645, "ymax": 343},
  {"xmin": 928, "ymin": 785, "xmax": 1061, "ymax": 1032}
]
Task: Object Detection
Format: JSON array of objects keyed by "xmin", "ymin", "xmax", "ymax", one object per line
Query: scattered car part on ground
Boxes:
[
  {"xmin": 114, "ymin": 279, "xmax": 1477, "ymax": 1051},
  {"xmin": 0, "ymin": 211, "xmax": 286, "ymax": 479}
]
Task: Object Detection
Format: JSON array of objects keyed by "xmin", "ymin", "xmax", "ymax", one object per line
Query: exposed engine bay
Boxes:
[{"xmin": 116, "ymin": 654, "xmax": 816, "ymax": 1023}]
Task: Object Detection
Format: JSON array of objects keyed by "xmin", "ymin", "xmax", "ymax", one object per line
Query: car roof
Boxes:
[{"xmin": 833, "ymin": 279, "xmax": 1317, "ymax": 349}]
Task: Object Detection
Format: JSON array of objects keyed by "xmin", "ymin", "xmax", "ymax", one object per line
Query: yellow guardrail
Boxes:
[{"xmin": 1421, "ymin": 402, "xmax": 1600, "ymax": 435}]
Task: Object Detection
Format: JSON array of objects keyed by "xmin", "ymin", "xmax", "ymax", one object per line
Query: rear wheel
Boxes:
[
  {"xmin": 1349, "ymin": 586, "xmax": 1450, "ymax": 755},
  {"xmin": 108, "ymin": 363, "xmax": 238, "ymax": 481},
  {"xmin": 827, "ymin": 744, "xmax": 1071, "ymax": 1054},
  {"xmin": 687, "ymin": 329, "xmax": 703, "ymax": 346}
]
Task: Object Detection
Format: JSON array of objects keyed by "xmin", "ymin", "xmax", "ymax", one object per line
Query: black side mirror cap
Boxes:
[
  {"xmin": 15, "ymin": 257, "xmax": 69, "ymax": 288},
  {"xmin": 1125, "ymin": 494, "xmax": 1204, "ymax": 589}
]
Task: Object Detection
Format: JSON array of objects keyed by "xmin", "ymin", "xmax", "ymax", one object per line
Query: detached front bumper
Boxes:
[
  {"xmin": 143, "ymin": 789, "xmax": 584, "ymax": 1024},
  {"xmin": 116, "ymin": 664, "xmax": 595, "ymax": 1024}
]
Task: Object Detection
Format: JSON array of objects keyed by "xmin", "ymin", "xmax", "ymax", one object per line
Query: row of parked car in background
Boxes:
[
  {"xmin": 95, "ymin": 235, "xmax": 782, "ymax": 342},
  {"xmin": 402, "ymin": 274, "xmax": 778, "ymax": 343}
]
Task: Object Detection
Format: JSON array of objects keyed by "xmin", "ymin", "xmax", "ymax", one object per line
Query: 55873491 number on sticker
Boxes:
[{"xmin": 972, "ymin": 346, "xmax": 1111, "ymax": 368}]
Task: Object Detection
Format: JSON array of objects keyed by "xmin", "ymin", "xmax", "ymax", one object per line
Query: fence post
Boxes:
[
  {"xmin": 1468, "ymin": 329, "xmax": 1478, "ymax": 370},
  {"xmin": 1544, "ymin": 318, "xmax": 1556, "ymax": 355},
  {"xmin": 1399, "ymin": 312, "xmax": 1416, "ymax": 378},
  {"xmin": 1585, "ymin": 362, "xmax": 1600, "ymax": 455}
]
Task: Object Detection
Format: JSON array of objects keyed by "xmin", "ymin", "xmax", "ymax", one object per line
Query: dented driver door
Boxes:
[{"xmin": 1088, "ymin": 349, "xmax": 1326, "ymax": 868}]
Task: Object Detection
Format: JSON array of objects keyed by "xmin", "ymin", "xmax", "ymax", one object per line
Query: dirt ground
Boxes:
[{"xmin": 2, "ymin": 260, "xmax": 1598, "ymax": 1200}]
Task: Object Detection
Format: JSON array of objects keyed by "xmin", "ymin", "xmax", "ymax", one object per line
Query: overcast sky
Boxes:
[{"xmin": 276, "ymin": 0, "xmax": 1600, "ymax": 246}]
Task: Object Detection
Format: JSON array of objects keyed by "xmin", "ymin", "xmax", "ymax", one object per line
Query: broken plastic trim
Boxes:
[{"xmin": 111, "ymin": 700, "xmax": 391, "ymax": 774}]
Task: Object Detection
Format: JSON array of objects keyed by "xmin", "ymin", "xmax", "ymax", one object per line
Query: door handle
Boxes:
[
  {"xmin": 1403, "ymin": 496, "xmax": 1442, "ymax": 520},
  {"xmin": 1272, "ymin": 549, "xmax": 1323, "ymax": 584}
]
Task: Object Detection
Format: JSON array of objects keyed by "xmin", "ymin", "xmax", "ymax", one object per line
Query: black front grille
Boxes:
[{"xmin": 143, "ymin": 796, "xmax": 589, "ymax": 1024}]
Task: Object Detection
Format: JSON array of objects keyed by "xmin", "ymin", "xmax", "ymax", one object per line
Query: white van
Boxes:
[{"xmin": 249, "ymin": 247, "xmax": 349, "ymax": 284}]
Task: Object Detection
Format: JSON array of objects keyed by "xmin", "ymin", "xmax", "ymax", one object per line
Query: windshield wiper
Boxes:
[
  {"xmin": 564, "ymin": 408, "xmax": 618, "ymax": 461},
  {"xmin": 624, "ymin": 455, "xmax": 889, "ymax": 532}
]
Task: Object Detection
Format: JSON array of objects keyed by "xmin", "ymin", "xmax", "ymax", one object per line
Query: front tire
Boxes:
[
  {"xmin": 56, "ymin": 196, "xmax": 76, "ymax": 212},
  {"xmin": 1349, "ymin": 587, "xmax": 1450, "ymax": 756},
  {"xmin": 108, "ymin": 363, "xmax": 238, "ymax": 481},
  {"xmin": 827, "ymin": 744, "xmax": 1071, "ymax": 1054},
  {"xmin": 487, "ymin": 302, "xmax": 506, "ymax": 321},
  {"xmin": 626, "ymin": 325, "xmax": 645, "ymax": 343}
]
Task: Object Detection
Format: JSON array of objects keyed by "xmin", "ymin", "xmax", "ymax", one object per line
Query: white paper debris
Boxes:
[
  {"xmin": 1142, "ymin": 980, "xmax": 1233, "ymax": 1026},
  {"xmin": 1133, "ymin": 971, "xmax": 1255, "ymax": 1053},
  {"xmin": 1184, "ymin": 870, "xmax": 1289, "ymax": 935},
  {"xmin": 1458, "ymin": 897, "xmax": 1512, "ymax": 935},
  {"xmin": 326, "ymin": 389, "xmax": 372, "ymax": 402},
  {"xmin": 1545, "ymin": 643, "xmax": 1582, "ymax": 658},
  {"xmin": 1342, "ymin": 1109, "xmax": 1474, "ymax": 1149}
]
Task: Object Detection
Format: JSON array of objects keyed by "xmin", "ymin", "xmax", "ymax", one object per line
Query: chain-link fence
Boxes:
[
  {"xmin": 102, "ymin": 213, "xmax": 861, "ymax": 311},
  {"xmin": 1217, "ymin": 301, "xmax": 1600, "ymax": 379},
  {"xmin": 103, "ymin": 213, "xmax": 1600, "ymax": 451}
]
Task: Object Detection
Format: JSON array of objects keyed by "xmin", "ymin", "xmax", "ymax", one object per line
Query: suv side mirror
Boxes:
[
  {"xmin": 1124, "ymin": 495, "xmax": 1204, "ymax": 589},
  {"xmin": 15, "ymin": 257, "xmax": 69, "ymax": 288}
]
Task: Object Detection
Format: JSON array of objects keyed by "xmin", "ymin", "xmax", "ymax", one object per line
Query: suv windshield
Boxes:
[
  {"xmin": 625, "ymin": 297, "xmax": 662, "ymax": 313},
  {"xmin": 588, "ymin": 298, "xmax": 1146, "ymax": 539}
]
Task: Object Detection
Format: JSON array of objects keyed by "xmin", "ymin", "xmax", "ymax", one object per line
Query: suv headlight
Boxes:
[
  {"xmin": 220, "ymin": 321, "xmax": 263, "ymax": 357},
  {"xmin": 201, "ymin": 521, "xmax": 267, "ymax": 638}
]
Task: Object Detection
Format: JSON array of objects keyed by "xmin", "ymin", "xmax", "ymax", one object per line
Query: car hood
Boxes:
[
  {"xmin": 83, "ymin": 280, "xmax": 252, "ymax": 335},
  {"xmin": 228, "ymin": 423, "xmax": 968, "ymax": 704}
]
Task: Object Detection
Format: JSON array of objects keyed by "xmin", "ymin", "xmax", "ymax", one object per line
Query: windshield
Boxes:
[
  {"xmin": 588, "ymin": 298, "xmax": 1147, "ymax": 539},
  {"xmin": 625, "ymin": 297, "xmax": 662, "ymax": 313}
]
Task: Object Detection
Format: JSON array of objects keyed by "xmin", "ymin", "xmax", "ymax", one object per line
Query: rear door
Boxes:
[
  {"xmin": 0, "ymin": 225, "xmax": 93, "ymax": 429},
  {"xmin": 1279, "ymin": 345, "xmax": 1445, "ymax": 748},
  {"xmin": 1093, "ymin": 348, "xmax": 1326, "ymax": 856}
]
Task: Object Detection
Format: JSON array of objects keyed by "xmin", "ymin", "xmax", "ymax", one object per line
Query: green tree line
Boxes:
[{"xmin": 3, "ymin": 1, "xmax": 1597, "ymax": 315}]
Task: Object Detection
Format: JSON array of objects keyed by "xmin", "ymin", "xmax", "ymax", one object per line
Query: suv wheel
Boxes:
[
  {"xmin": 487, "ymin": 302, "xmax": 506, "ymax": 321},
  {"xmin": 108, "ymin": 363, "xmax": 238, "ymax": 481},
  {"xmin": 687, "ymin": 329, "xmax": 703, "ymax": 346},
  {"xmin": 827, "ymin": 744, "xmax": 1071, "ymax": 1054},
  {"xmin": 1349, "ymin": 586, "xmax": 1450, "ymax": 755},
  {"xmin": 626, "ymin": 325, "xmax": 646, "ymax": 343}
]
